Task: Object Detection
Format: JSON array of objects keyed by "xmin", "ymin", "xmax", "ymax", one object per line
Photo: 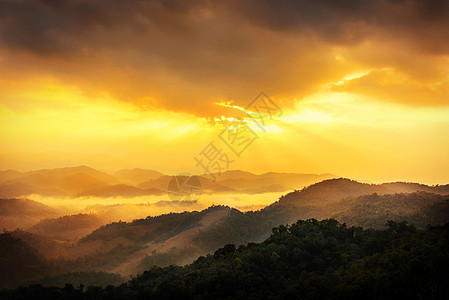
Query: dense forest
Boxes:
[{"xmin": 1, "ymin": 219, "xmax": 448, "ymax": 299}]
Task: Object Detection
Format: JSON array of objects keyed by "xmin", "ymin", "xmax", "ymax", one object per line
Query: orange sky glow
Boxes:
[{"xmin": 1, "ymin": 0, "xmax": 449, "ymax": 184}]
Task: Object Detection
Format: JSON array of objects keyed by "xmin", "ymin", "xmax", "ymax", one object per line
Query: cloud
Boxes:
[
  {"xmin": 2, "ymin": 0, "xmax": 449, "ymax": 54},
  {"xmin": 0, "ymin": 0, "xmax": 448, "ymax": 116},
  {"xmin": 228, "ymin": 0, "xmax": 449, "ymax": 53},
  {"xmin": 331, "ymin": 68, "xmax": 449, "ymax": 106},
  {"xmin": 0, "ymin": 0, "xmax": 213, "ymax": 55}
]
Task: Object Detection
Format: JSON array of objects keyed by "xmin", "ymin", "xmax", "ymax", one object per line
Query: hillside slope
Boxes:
[
  {"xmin": 2, "ymin": 219, "xmax": 448, "ymax": 299},
  {"xmin": 1, "ymin": 178, "xmax": 449, "ymax": 289}
]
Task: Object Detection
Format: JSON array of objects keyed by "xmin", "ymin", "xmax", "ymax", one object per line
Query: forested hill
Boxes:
[
  {"xmin": 1, "ymin": 178, "xmax": 449, "ymax": 290},
  {"xmin": 275, "ymin": 178, "xmax": 449, "ymax": 207},
  {"xmin": 2, "ymin": 219, "xmax": 448, "ymax": 299}
]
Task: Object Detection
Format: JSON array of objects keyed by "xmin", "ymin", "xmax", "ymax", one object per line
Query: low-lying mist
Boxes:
[{"xmin": 28, "ymin": 191, "xmax": 286, "ymax": 223}]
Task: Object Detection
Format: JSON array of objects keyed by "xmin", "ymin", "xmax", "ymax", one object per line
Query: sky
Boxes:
[{"xmin": 1, "ymin": 0, "xmax": 449, "ymax": 184}]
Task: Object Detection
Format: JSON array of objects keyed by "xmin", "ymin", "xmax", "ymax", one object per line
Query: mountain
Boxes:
[
  {"xmin": 0, "ymin": 166, "xmax": 336, "ymax": 197},
  {"xmin": 0, "ymin": 151, "xmax": 131, "ymax": 172},
  {"xmin": 138, "ymin": 175, "xmax": 236, "ymax": 194},
  {"xmin": 0, "ymin": 181, "xmax": 68, "ymax": 198},
  {"xmin": 29, "ymin": 214, "xmax": 105, "ymax": 242},
  {"xmin": 25, "ymin": 166, "xmax": 119, "ymax": 185},
  {"xmin": 3, "ymin": 219, "xmax": 449, "ymax": 299},
  {"xmin": 138, "ymin": 172, "xmax": 337, "ymax": 195},
  {"xmin": 276, "ymin": 178, "xmax": 449, "ymax": 207},
  {"xmin": 8, "ymin": 229, "xmax": 71, "ymax": 259},
  {"xmin": 212, "ymin": 172, "xmax": 337, "ymax": 194},
  {"xmin": 113, "ymin": 169, "xmax": 164, "ymax": 185},
  {"xmin": 0, "ymin": 166, "xmax": 119, "ymax": 197},
  {"xmin": 0, "ymin": 233, "xmax": 123, "ymax": 289},
  {"xmin": 89, "ymin": 220, "xmax": 449, "ymax": 299},
  {"xmin": 331, "ymin": 192, "xmax": 449, "ymax": 229},
  {"xmin": 0, "ymin": 233, "xmax": 49, "ymax": 289},
  {"xmin": 210, "ymin": 170, "xmax": 257, "ymax": 180},
  {"xmin": 0, "ymin": 170, "xmax": 23, "ymax": 184},
  {"xmin": 35, "ymin": 182, "xmax": 449, "ymax": 278},
  {"xmin": 0, "ymin": 198, "xmax": 60, "ymax": 230},
  {"xmin": 70, "ymin": 206, "xmax": 231, "ymax": 276},
  {"xmin": 75, "ymin": 184, "xmax": 163, "ymax": 198},
  {"xmin": 1, "ymin": 177, "xmax": 449, "ymax": 290}
]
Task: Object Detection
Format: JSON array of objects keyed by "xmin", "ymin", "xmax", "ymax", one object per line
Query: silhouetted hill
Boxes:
[
  {"xmin": 0, "ymin": 233, "xmax": 124, "ymax": 289},
  {"xmin": 210, "ymin": 170, "xmax": 257, "ymax": 180},
  {"xmin": 113, "ymin": 169, "xmax": 164, "ymax": 185},
  {"xmin": 276, "ymin": 178, "xmax": 449, "ymax": 207},
  {"xmin": 2, "ymin": 220, "xmax": 448, "ymax": 299},
  {"xmin": 331, "ymin": 192, "xmax": 449, "ymax": 229},
  {"xmin": 0, "ymin": 181, "xmax": 67, "ymax": 197},
  {"xmin": 37, "ymin": 272, "xmax": 123, "ymax": 289},
  {"xmin": 0, "ymin": 166, "xmax": 336, "ymax": 197},
  {"xmin": 39, "ymin": 187, "xmax": 448, "ymax": 278},
  {"xmin": 26, "ymin": 166, "xmax": 119, "ymax": 184},
  {"xmin": 8, "ymin": 229, "xmax": 71, "ymax": 259},
  {"xmin": 0, "ymin": 170, "xmax": 23, "ymax": 184},
  {"xmin": 0, "ymin": 233, "xmax": 49, "ymax": 289},
  {"xmin": 213, "ymin": 173, "xmax": 336, "ymax": 193},
  {"xmin": 70, "ymin": 206, "xmax": 232, "ymax": 275},
  {"xmin": 29, "ymin": 214, "xmax": 105, "ymax": 242},
  {"xmin": 0, "ymin": 198, "xmax": 60, "ymax": 230},
  {"xmin": 1, "ymin": 177, "xmax": 449, "ymax": 290},
  {"xmin": 75, "ymin": 184, "xmax": 163, "ymax": 198},
  {"xmin": 0, "ymin": 166, "xmax": 119, "ymax": 197},
  {"xmin": 114, "ymin": 220, "xmax": 449, "ymax": 299},
  {"xmin": 138, "ymin": 175, "xmax": 236, "ymax": 193},
  {"xmin": 138, "ymin": 173, "xmax": 337, "ymax": 195}
]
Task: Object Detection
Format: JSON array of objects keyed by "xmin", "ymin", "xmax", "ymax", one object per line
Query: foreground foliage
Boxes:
[{"xmin": 1, "ymin": 219, "xmax": 448, "ymax": 299}]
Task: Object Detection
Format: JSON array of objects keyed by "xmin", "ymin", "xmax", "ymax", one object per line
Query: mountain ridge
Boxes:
[{"xmin": 0, "ymin": 166, "xmax": 338, "ymax": 198}]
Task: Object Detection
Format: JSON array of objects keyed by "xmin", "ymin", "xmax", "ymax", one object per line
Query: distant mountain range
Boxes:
[
  {"xmin": 1, "ymin": 177, "xmax": 448, "ymax": 289},
  {"xmin": 0, "ymin": 166, "xmax": 337, "ymax": 198}
]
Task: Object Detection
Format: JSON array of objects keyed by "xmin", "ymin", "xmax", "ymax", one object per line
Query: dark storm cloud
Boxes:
[
  {"xmin": 0, "ymin": 0, "xmax": 448, "ymax": 113},
  {"xmin": 227, "ymin": 0, "xmax": 449, "ymax": 52},
  {"xmin": 226, "ymin": 0, "xmax": 374, "ymax": 43},
  {"xmin": 1, "ymin": 0, "xmax": 448, "ymax": 55},
  {"xmin": 0, "ymin": 0, "xmax": 210, "ymax": 55}
]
